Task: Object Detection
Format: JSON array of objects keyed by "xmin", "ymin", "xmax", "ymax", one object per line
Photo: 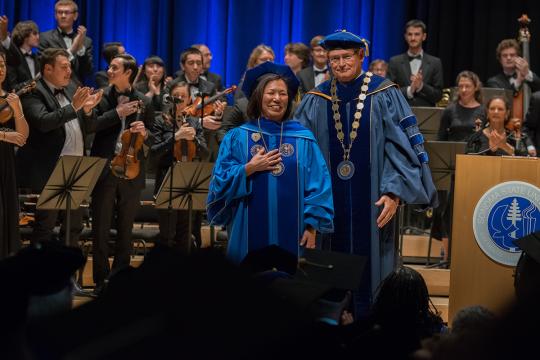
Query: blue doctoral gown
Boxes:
[
  {"xmin": 294, "ymin": 73, "xmax": 438, "ymax": 310},
  {"xmin": 207, "ymin": 118, "xmax": 334, "ymax": 264}
]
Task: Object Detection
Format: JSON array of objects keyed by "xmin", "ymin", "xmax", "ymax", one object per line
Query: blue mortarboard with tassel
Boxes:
[
  {"xmin": 242, "ymin": 61, "xmax": 300, "ymax": 99},
  {"xmin": 319, "ymin": 29, "xmax": 370, "ymax": 56}
]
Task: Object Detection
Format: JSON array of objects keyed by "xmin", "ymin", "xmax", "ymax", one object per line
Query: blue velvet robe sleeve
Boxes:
[
  {"xmin": 301, "ymin": 139, "xmax": 334, "ymax": 233},
  {"xmin": 206, "ymin": 128, "xmax": 251, "ymax": 225},
  {"xmin": 373, "ymin": 87, "xmax": 438, "ymax": 207}
]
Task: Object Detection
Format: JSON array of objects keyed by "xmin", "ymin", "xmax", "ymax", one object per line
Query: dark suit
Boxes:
[
  {"xmin": 4, "ymin": 43, "xmax": 38, "ymax": 91},
  {"xmin": 218, "ymin": 98, "xmax": 248, "ymax": 143},
  {"xmin": 387, "ymin": 52, "xmax": 443, "ymax": 106},
  {"xmin": 94, "ymin": 70, "xmax": 109, "ymax": 89},
  {"xmin": 486, "ymin": 72, "xmax": 540, "ymax": 94},
  {"xmin": 39, "ymin": 28, "xmax": 93, "ymax": 85},
  {"xmin": 16, "ymin": 78, "xmax": 98, "ymax": 244},
  {"xmin": 524, "ymin": 91, "xmax": 540, "ymax": 150},
  {"xmin": 90, "ymin": 86, "xmax": 155, "ymax": 285},
  {"xmin": 174, "ymin": 69, "xmax": 223, "ymax": 92},
  {"xmin": 297, "ymin": 66, "xmax": 316, "ymax": 95}
]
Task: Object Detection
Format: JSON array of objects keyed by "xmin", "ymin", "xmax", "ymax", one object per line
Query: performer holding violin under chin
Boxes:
[
  {"xmin": 150, "ymin": 81, "xmax": 208, "ymax": 251},
  {"xmin": 89, "ymin": 53, "xmax": 155, "ymax": 293},
  {"xmin": 0, "ymin": 49, "xmax": 29, "ymax": 259}
]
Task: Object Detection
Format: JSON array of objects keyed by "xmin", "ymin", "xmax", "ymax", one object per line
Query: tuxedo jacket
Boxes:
[
  {"xmin": 4, "ymin": 43, "xmax": 39, "ymax": 91},
  {"xmin": 174, "ymin": 69, "xmax": 223, "ymax": 92},
  {"xmin": 486, "ymin": 72, "xmax": 540, "ymax": 94},
  {"xmin": 166, "ymin": 72, "xmax": 216, "ymax": 98},
  {"xmin": 297, "ymin": 66, "xmax": 316, "ymax": 95},
  {"xmin": 39, "ymin": 28, "xmax": 94, "ymax": 85},
  {"xmin": 90, "ymin": 86, "xmax": 156, "ymax": 189},
  {"xmin": 94, "ymin": 70, "xmax": 109, "ymax": 89},
  {"xmin": 387, "ymin": 52, "xmax": 443, "ymax": 106},
  {"xmin": 16, "ymin": 78, "xmax": 98, "ymax": 192}
]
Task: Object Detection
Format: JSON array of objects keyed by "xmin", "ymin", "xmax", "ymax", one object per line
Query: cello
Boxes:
[{"xmin": 513, "ymin": 14, "xmax": 531, "ymax": 120}]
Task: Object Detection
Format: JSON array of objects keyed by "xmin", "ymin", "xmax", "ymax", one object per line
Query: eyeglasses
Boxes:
[
  {"xmin": 329, "ymin": 53, "xmax": 356, "ymax": 64},
  {"xmin": 56, "ymin": 10, "xmax": 76, "ymax": 15}
]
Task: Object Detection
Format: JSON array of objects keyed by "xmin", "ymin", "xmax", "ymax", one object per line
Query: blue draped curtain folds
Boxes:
[{"xmin": 0, "ymin": 0, "xmax": 405, "ymax": 88}]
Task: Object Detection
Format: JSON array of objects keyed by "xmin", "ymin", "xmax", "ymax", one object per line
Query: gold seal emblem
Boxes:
[{"xmin": 251, "ymin": 132, "xmax": 261, "ymax": 142}]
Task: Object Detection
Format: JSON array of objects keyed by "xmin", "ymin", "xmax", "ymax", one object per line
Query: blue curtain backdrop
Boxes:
[{"xmin": 0, "ymin": 0, "xmax": 408, "ymax": 87}]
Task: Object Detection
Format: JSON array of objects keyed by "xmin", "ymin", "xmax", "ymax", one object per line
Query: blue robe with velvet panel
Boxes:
[
  {"xmin": 207, "ymin": 118, "xmax": 334, "ymax": 264},
  {"xmin": 294, "ymin": 73, "xmax": 438, "ymax": 312}
]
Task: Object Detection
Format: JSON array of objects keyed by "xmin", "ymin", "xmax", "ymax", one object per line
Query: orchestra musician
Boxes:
[
  {"xmin": 89, "ymin": 53, "xmax": 155, "ymax": 294},
  {"xmin": 0, "ymin": 49, "xmax": 28, "ymax": 259},
  {"xmin": 150, "ymin": 81, "xmax": 208, "ymax": 251},
  {"xmin": 38, "ymin": 0, "xmax": 94, "ymax": 85},
  {"xmin": 16, "ymin": 47, "xmax": 102, "ymax": 247}
]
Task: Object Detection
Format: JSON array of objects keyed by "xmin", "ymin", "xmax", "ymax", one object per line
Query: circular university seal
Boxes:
[{"xmin": 473, "ymin": 181, "xmax": 540, "ymax": 266}]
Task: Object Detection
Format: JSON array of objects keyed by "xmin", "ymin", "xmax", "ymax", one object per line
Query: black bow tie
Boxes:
[
  {"xmin": 314, "ymin": 68, "xmax": 328, "ymax": 76},
  {"xmin": 60, "ymin": 31, "xmax": 76, "ymax": 39},
  {"xmin": 23, "ymin": 52, "xmax": 33, "ymax": 58},
  {"xmin": 53, "ymin": 88, "xmax": 65, "ymax": 97},
  {"xmin": 408, "ymin": 54, "xmax": 422, "ymax": 61},
  {"xmin": 507, "ymin": 73, "xmax": 518, "ymax": 80}
]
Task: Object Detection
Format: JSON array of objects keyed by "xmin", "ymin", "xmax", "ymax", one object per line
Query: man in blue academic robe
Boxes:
[{"xmin": 294, "ymin": 30, "xmax": 438, "ymax": 313}]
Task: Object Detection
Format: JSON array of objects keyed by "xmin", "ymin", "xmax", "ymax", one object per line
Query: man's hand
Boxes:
[
  {"xmin": 70, "ymin": 25, "xmax": 87, "ymax": 54},
  {"xmin": 213, "ymin": 100, "xmax": 226, "ymax": 119},
  {"xmin": 375, "ymin": 194, "xmax": 400, "ymax": 228},
  {"xmin": 515, "ymin": 56, "xmax": 530, "ymax": 81},
  {"xmin": 116, "ymin": 100, "xmax": 140, "ymax": 118},
  {"xmin": 202, "ymin": 115, "xmax": 221, "ymax": 130},
  {"xmin": 299, "ymin": 225, "xmax": 316, "ymax": 249},
  {"xmin": 245, "ymin": 148, "xmax": 281, "ymax": 176},
  {"xmin": 71, "ymin": 87, "xmax": 92, "ymax": 111},
  {"xmin": 410, "ymin": 70, "xmax": 423, "ymax": 93},
  {"xmin": 129, "ymin": 120, "xmax": 147, "ymax": 139},
  {"xmin": 83, "ymin": 89, "xmax": 103, "ymax": 114}
]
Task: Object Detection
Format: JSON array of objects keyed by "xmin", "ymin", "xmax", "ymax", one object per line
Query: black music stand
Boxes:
[
  {"xmin": 423, "ymin": 141, "xmax": 467, "ymax": 267},
  {"xmin": 411, "ymin": 106, "xmax": 445, "ymax": 141},
  {"xmin": 36, "ymin": 155, "xmax": 106, "ymax": 295},
  {"xmin": 154, "ymin": 161, "xmax": 214, "ymax": 254}
]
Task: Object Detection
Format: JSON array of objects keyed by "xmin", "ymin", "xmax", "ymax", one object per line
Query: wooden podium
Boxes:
[{"xmin": 449, "ymin": 155, "xmax": 540, "ymax": 323}]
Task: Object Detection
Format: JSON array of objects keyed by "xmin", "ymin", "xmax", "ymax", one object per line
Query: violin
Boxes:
[
  {"xmin": 0, "ymin": 78, "xmax": 38, "ymax": 124},
  {"xmin": 182, "ymin": 85, "xmax": 237, "ymax": 118},
  {"xmin": 110, "ymin": 100, "xmax": 145, "ymax": 179},
  {"xmin": 173, "ymin": 115, "xmax": 197, "ymax": 162}
]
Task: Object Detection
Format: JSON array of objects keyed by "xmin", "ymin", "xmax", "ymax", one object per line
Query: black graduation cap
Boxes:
[
  {"xmin": 514, "ymin": 231, "xmax": 540, "ymax": 264},
  {"xmin": 295, "ymin": 248, "xmax": 367, "ymax": 291},
  {"xmin": 0, "ymin": 242, "xmax": 85, "ymax": 296},
  {"xmin": 240, "ymin": 244, "xmax": 298, "ymax": 276}
]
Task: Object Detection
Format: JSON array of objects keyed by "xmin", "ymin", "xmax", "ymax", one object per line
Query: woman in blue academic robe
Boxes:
[{"xmin": 207, "ymin": 62, "xmax": 334, "ymax": 264}]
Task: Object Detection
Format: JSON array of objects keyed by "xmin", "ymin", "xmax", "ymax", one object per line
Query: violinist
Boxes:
[
  {"xmin": 151, "ymin": 81, "xmax": 207, "ymax": 250},
  {"xmin": 166, "ymin": 47, "xmax": 225, "ymax": 161},
  {"xmin": 16, "ymin": 47, "xmax": 102, "ymax": 247},
  {"xmin": 0, "ymin": 49, "xmax": 28, "ymax": 259},
  {"xmin": 90, "ymin": 53, "xmax": 155, "ymax": 294},
  {"xmin": 0, "ymin": 16, "xmax": 40, "ymax": 91}
]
